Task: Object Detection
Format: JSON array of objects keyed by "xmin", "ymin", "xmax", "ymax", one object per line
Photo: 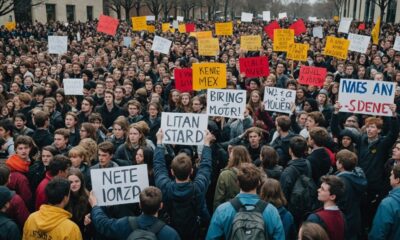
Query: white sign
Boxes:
[
  {"xmin": 161, "ymin": 112, "xmax": 208, "ymax": 145},
  {"xmin": 146, "ymin": 15, "xmax": 155, "ymax": 21},
  {"xmin": 63, "ymin": 78, "xmax": 83, "ymax": 95},
  {"xmin": 308, "ymin": 17, "xmax": 318, "ymax": 22},
  {"xmin": 177, "ymin": 16, "xmax": 184, "ymax": 22},
  {"xmin": 123, "ymin": 36, "xmax": 132, "ymax": 47},
  {"xmin": 313, "ymin": 26, "xmax": 323, "ymax": 38},
  {"xmin": 207, "ymin": 89, "xmax": 246, "ymax": 119},
  {"xmin": 348, "ymin": 33, "xmax": 370, "ymax": 54},
  {"xmin": 262, "ymin": 11, "xmax": 271, "ymax": 22},
  {"xmin": 278, "ymin": 12, "xmax": 287, "ymax": 20},
  {"xmin": 263, "ymin": 87, "xmax": 296, "ymax": 114},
  {"xmin": 338, "ymin": 79, "xmax": 396, "ymax": 116},
  {"xmin": 77, "ymin": 32, "xmax": 81, "ymax": 42},
  {"xmin": 393, "ymin": 36, "xmax": 400, "ymax": 51},
  {"xmin": 151, "ymin": 36, "xmax": 172, "ymax": 55},
  {"xmin": 172, "ymin": 20, "xmax": 179, "ymax": 29},
  {"xmin": 91, "ymin": 165, "xmax": 149, "ymax": 206},
  {"xmin": 338, "ymin": 17, "xmax": 352, "ymax": 33},
  {"xmin": 241, "ymin": 12, "xmax": 253, "ymax": 22},
  {"xmin": 48, "ymin": 36, "xmax": 68, "ymax": 54}
]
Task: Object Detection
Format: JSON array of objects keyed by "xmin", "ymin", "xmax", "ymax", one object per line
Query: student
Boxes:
[
  {"xmin": 23, "ymin": 177, "xmax": 82, "ymax": 240},
  {"xmin": 0, "ymin": 118, "xmax": 15, "ymax": 158},
  {"xmin": 89, "ymin": 186, "xmax": 180, "ymax": 240},
  {"xmin": 95, "ymin": 89, "xmax": 123, "ymax": 129},
  {"xmin": 31, "ymin": 111, "xmax": 54, "ymax": 150},
  {"xmin": 90, "ymin": 141, "xmax": 118, "ymax": 169},
  {"xmin": 307, "ymin": 127, "xmax": 331, "ymax": 184},
  {"xmin": 270, "ymin": 115, "xmax": 297, "ymax": 167},
  {"xmin": 65, "ymin": 112, "xmax": 80, "ymax": 147},
  {"xmin": 53, "ymin": 128, "xmax": 72, "ymax": 156},
  {"xmin": 298, "ymin": 222, "xmax": 329, "ymax": 240},
  {"xmin": 0, "ymin": 186, "xmax": 21, "ymax": 239}
]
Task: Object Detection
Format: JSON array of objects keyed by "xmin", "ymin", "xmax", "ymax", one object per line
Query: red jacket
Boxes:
[
  {"xmin": 35, "ymin": 171, "xmax": 53, "ymax": 210},
  {"xmin": 6, "ymin": 192, "xmax": 30, "ymax": 226},
  {"xmin": 6, "ymin": 155, "xmax": 32, "ymax": 206}
]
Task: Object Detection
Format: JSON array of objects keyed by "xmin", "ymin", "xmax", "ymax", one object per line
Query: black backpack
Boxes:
[
  {"xmin": 127, "ymin": 217, "xmax": 165, "ymax": 240},
  {"xmin": 229, "ymin": 198, "xmax": 269, "ymax": 240},
  {"xmin": 288, "ymin": 160, "xmax": 318, "ymax": 224},
  {"xmin": 165, "ymin": 183, "xmax": 199, "ymax": 240}
]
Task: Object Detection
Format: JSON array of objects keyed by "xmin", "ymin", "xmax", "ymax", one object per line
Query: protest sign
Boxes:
[
  {"xmin": 91, "ymin": 165, "xmax": 149, "ymax": 206},
  {"xmin": 333, "ymin": 16, "xmax": 340, "ymax": 21},
  {"xmin": 358, "ymin": 23, "xmax": 366, "ymax": 30},
  {"xmin": 313, "ymin": 26, "xmax": 323, "ymax": 38},
  {"xmin": 263, "ymin": 87, "xmax": 296, "ymax": 114},
  {"xmin": 77, "ymin": 32, "xmax": 81, "ymax": 42},
  {"xmin": 263, "ymin": 11, "xmax": 271, "ymax": 22},
  {"xmin": 393, "ymin": 36, "xmax": 400, "ymax": 51},
  {"xmin": 298, "ymin": 66, "xmax": 327, "ymax": 86},
  {"xmin": 348, "ymin": 33, "xmax": 370, "ymax": 54},
  {"xmin": 324, "ymin": 36, "xmax": 350, "ymax": 60},
  {"xmin": 338, "ymin": 17, "xmax": 352, "ymax": 33},
  {"xmin": 177, "ymin": 16, "xmax": 184, "ymax": 22},
  {"xmin": 48, "ymin": 36, "xmax": 68, "ymax": 54},
  {"xmin": 198, "ymin": 38, "xmax": 219, "ymax": 56},
  {"xmin": 123, "ymin": 37, "xmax": 132, "ymax": 47},
  {"xmin": 161, "ymin": 112, "xmax": 208, "ymax": 145},
  {"xmin": 264, "ymin": 21, "xmax": 280, "ymax": 41},
  {"xmin": 338, "ymin": 79, "xmax": 396, "ymax": 116},
  {"xmin": 178, "ymin": 24, "xmax": 186, "ymax": 33},
  {"xmin": 278, "ymin": 12, "xmax": 287, "ymax": 19},
  {"xmin": 273, "ymin": 29, "xmax": 294, "ymax": 52},
  {"xmin": 239, "ymin": 56, "xmax": 269, "ymax": 78},
  {"xmin": 63, "ymin": 79, "xmax": 84, "ymax": 95},
  {"xmin": 241, "ymin": 12, "xmax": 253, "ymax": 22},
  {"xmin": 151, "ymin": 36, "xmax": 172, "ymax": 54},
  {"xmin": 308, "ymin": 17, "xmax": 318, "ymax": 22},
  {"xmin": 131, "ymin": 16, "xmax": 147, "ymax": 31},
  {"xmin": 172, "ymin": 20, "xmax": 179, "ymax": 29},
  {"xmin": 162, "ymin": 23, "xmax": 173, "ymax": 32},
  {"xmin": 192, "ymin": 63, "xmax": 226, "ymax": 90},
  {"xmin": 174, "ymin": 68, "xmax": 192, "ymax": 92},
  {"xmin": 147, "ymin": 25, "xmax": 155, "ymax": 33},
  {"xmin": 240, "ymin": 35, "xmax": 261, "ymax": 51},
  {"xmin": 289, "ymin": 19, "xmax": 306, "ymax": 36},
  {"xmin": 185, "ymin": 23, "xmax": 195, "ymax": 32},
  {"xmin": 287, "ymin": 43, "xmax": 309, "ymax": 61},
  {"xmin": 146, "ymin": 16, "xmax": 155, "ymax": 21},
  {"xmin": 194, "ymin": 31, "xmax": 213, "ymax": 38},
  {"xmin": 207, "ymin": 89, "xmax": 247, "ymax": 119},
  {"xmin": 5, "ymin": 22, "xmax": 16, "ymax": 31},
  {"xmin": 215, "ymin": 22, "xmax": 233, "ymax": 36},
  {"xmin": 97, "ymin": 15, "xmax": 119, "ymax": 36}
]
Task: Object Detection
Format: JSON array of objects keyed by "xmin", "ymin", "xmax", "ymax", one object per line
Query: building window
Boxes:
[
  {"xmin": 66, "ymin": 5, "xmax": 75, "ymax": 22},
  {"xmin": 46, "ymin": 4, "xmax": 56, "ymax": 22},
  {"xmin": 87, "ymin": 6, "xmax": 93, "ymax": 21}
]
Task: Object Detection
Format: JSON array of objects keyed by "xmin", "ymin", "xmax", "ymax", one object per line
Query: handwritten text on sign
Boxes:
[
  {"xmin": 207, "ymin": 89, "xmax": 247, "ymax": 119},
  {"xmin": 48, "ymin": 36, "xmax": 68, "ymax": 55},
  {"xmin": 348, "ymin": 33, "xmax": 370, "ymax": 54},
  {"xmin": 91, "ymin": 165, "xmax": 149, "ymax": 206},
  {"xmin": 338, "ymin": 79, "xmax": 396, "ymax": 116},
  {"xmin": 198, "ymin": 38, "xmax": 219, "ymax": 56},
  {"xmin": 298, "ymin": 66, "xmax": 327, "ymax": 87},
  {"xmin": 174, "ymin": 68, "xmax": 193, "ymax": 92},
  {"xmin": 151, "ymin": 36, "xmax": 172, "ymax": 55},
  {"xmin": 324, "ymin": 36, "xmax": 350, "ymax": 60},
  {"xmin": 240, "ymin": 35, "xmax": 261, "ymax": 51},
  {"xmin": 239, "ymin": 56, "xmax": 270, "ymax": 78},
  {"xmin": 273, "ymin": 29, "xmax": 294, "ymax": 52},
  {"xmin": 263, "ymin": 87, "xmax": 296, "ymax": 114},
  {"xmin": 215, "ymin": 22, "xmax": 233, "ymax": 36},
  {"xmin": 287, "ymin": 43, "xmax": 309, "ymax": 61},
  {"xmin": 192, "ymin": 63, "xmax": 226, "ymax": 90},
  {"xmin": 161, "ymin": 112, "xmax": 208, "ymax": 145}
]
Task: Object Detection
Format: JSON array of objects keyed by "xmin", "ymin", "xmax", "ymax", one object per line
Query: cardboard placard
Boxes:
[
  {"xmin": 348, "ymin": 33, "xmax": 370, "ymax": 54},
  {"xmin": 151, "ymin": 36, "xmax": 172, "ymax": 55},
  {"xmin": 393, "ymin": 36, "xmax": 400, "ymax": 51},
  {"xmin": 338, "ymin": 17, "xmax": 352, "ymax": 33},
  {"xmin": 240, "ymin": 35, "xmax": 261, "ymax": 51},
  {"xmin": 147, "ymin": 25, "xmax": 155, "ymax": 33},
  {"xmin": 239, "ymin": 56, "xmax": 270, "ymax": 78},
  {"xmin": 132, "ymin": 16, "xmax": 147, "ymax": 31},
  {"xmin": 178, "ymin": 24, "xmax": 186, "ymax": 33},
  {"xmin": 63, "ymin": 78, "xmax": 83, "ymax": 95},
  {"xmin": 185, "ymin": 23, "xmax": 195, "ymax": 33},
  {"xmin": 289, "ymin": 19, "xmax": 306, "ymax": 36},
  {"xmin": 324, "ymin": 36, "xmax": 350, "ymax": 60},
  {"xmin": 313, "ymin": 26, "xmax": 323, "ymax": 38},
  {"xmin": 287, "ymin": 43, "xmax": 309, "ymax": 61},
  {"xmin": 5, "ymin": 22, "xmax": 16, "ymax": 31},
  {"xmin": 97, "ymin": 15, "xmax": 119, "ymax": 36},
  {"xmin": 207, "ymin": 89, "xmax": 247, "ymax": 119},
  {"xmin": 146, "ymin": 16, "xmax": 155, "ymax": 21},
  {"xmin": 215, "ymin": 22, "xmax": 233, "ymax": 36},
  {"xmin": 241, "ymin": 12, "xmax": 253, "ymax": 22},
  {"xmin": 263, "ymin": 87, "xmax": 296, "ymax": 114},
  {"xmin": 198, "ymin": 38, "xmax": 219, "ymax": 56},
  {"xmin": 174, "ymin": 68, "xmax": 193, "ymax": 92},
  {"xmin": 273, "ymin": 29, "xmax": 294, "ymax": 52},
  {"xmin": 177, "ymin": 16, "xmax": 184, "ymax": 22},
  {"xmin": 264, "ymin": 21, "xmax": 280, "ymax": 41},
  {"xmin": 192, "ymin": 62, "xmax": 226, "ymax": 90},
  {"xmin": 48, "ymin": 36, "xmax": 68, "ymax": 55},
  {"xmin": 162, "ymin": 23, "xmax": 173, "ymax": 32},
  {"xmin": 298, "ymin": 66, "xmax": 327, "ymax": 87},
  {"xmin": 123, "ymin": 37, "xmax": 132, "ymax": 47},
  {"xmin": 278, "ymin": 12, "xmax": 287, "ymax": 19},
  {"xmin": 262, "ymin": 11, "xmax": 271, "ymax": 22}
]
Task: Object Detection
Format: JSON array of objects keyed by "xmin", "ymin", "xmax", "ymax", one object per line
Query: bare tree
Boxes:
[
  {"xmin": 133, "ymin": 0, "xmax": 143, "ymax": 16},
  {"xmin": 161, "ymin": 0, "xmax": 174, "ymax": 21},
  {"xmin": 180, "ymin": 0, "xmax": 196, "ymax": 20},
  {"xmin": 328, "ymin": 0, "xmax": 345, "ymax": 16},
  {"xmin": 0, "ymin": 0, "xmax": 42, "ymax": 18},
  {"xmin": 206, "ymin": 0, "xmax": 218, "ymax": 20},
  {"xmin": 106, "ymin": 0, "xmax": 123, "ymax": 19},
  {"xmin": 145, "ymin": 0, "xmax": 162, "ymax": 20},
  {"xmin": 371, "ymin": 0, "xmax": 390, "ymax": 22}
]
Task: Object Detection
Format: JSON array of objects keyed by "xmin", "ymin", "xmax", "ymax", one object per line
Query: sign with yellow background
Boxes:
[
  {"xmin": 198, "ymin": 38, "xmax": 220, "ymax": 56},
  {"xmin": 273, "ymin": 29, "xmax": 294, "ymax": 52},
  {"xmin": 162, "ymin": 23, "xmax": 174, "ymax": 32},
  {"xmin": 287, "ymin": 43, "xmax": 309, "ymax": 61},
  {"xmin": 147, "ymin": 25, "xmax": 155, "ymax": 33},
  {"xmin": 324, "ymin": 36, "xmax": 350, "ymax": 59},
  {"xmin": 192, "ymin": 63, "xmax": 226, "ymax": 90},
  {"xmin": 215, "ymin": 22, "xmax": 233, "ymax": 36},
  {"xmin": 178, "ymin": 24, "xmax": 186, "ymax": 33},
  {"xmin": 240, "ymin": 35, "xmax": 261, "ymax": 51},
  {"xmin": 131, "ymin": 16, "xmax": 147, "ymax": 31},
  {"xmin": 5, "ymin": 22, "xmax": 16, "ymax": 31},
  {"xmin": 190, "ymin": 31, "xmax": 213, "ymax": 38}
]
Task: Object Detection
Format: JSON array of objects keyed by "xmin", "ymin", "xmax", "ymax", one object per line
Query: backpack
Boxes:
[
  {"xmin": 127, "ymin": 217, "xmax": 165, "ymax": 240},
  {"xmin": 229, "ymin": 197, "xmax": 269, "ymax": 240},
  {"xmin": 165, "ymin": 183, "xmax": 199, "ymax": 239},
  {"xmin": 288, "ymin": 160, "xmax": 318, "ymax": 224}
]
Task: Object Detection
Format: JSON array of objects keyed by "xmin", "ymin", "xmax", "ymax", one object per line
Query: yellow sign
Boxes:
[
  {"xmin": 192, "ymin": 63, "xmax": 226, "ymax": 90},
  {"xmin": 324, "ymin": 36, "xmax": 350, "ymax": 60},
  {"xmin": 273, "ymin": 29, "xmax": 294, "ymax": 52},
  {"xmin": 5, "ymin": 22, "xmax": 16, "ymax": 31},
  {"xmin": 198, "ymin": 38, "xmax": 220, "ymax": 56},
  {"xmin": 333, "ymin": 16, "xmax": 340, "ymax": 21},
  {"xmin": 162, "ymin": 23, "xmax": 174, "ymax": 32},
  {"xmin": 190, "ymin": 31, "xmax": 212, "ymax": 38},
  {"xmin": 215, "ymin": 22, "xmax": 233, "ymax": 36},
  {"xmin": 131, "ymin": 16, "xmax": 147, "ymax": 31},
  {"xmin": 240, "ymin": 35, "xmax": 261, "ymax": 51},
  {"xmin": 147, "ymin": 25, "xmax": 155, "ymax": 33},
  {"xmin": 178, "ymin": 24, "xmax": 186, "ymax": 33},
  {"xmin": 287, "ymin": 43, "xmax": 309, "ymax": 61},
  {"xmin": 371, "ymin": 16, "xmax": 380, "ymax": 45}
]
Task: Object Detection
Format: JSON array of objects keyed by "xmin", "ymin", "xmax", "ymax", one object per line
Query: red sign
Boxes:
[
  {"xmin": 298, "ymin": 66, "xmax": 327, "ymax": 86},
  {"xmin": 185, "ymin": 24, "xmax": 196, "ymax": 33},
  {"xmin": 174, "ymin": 68, "xmax": 193, "ymax": 92},
  {"xmin": 358, "ymin": 23, "xmax": 366, "ymax": 30},
  {"xmin": 239, "ymin": 56, "xmax": 270, "ymax": 78},
  {"xmin": 97, "ymin": 15, "xmax": 119, "ymax": 36},
  {"xmin": 289, "ymin": 19, "xmax": 306, "ymax": 36},
  {"xmin": 264, "ymin": 21, "xmax": 280, "ymax": 41}
]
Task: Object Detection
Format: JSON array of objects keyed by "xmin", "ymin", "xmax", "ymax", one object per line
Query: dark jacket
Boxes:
[
  {"xmin": 28, "ymin": 160, "xmax": 47, "ymax": 194},
  {"xmin": 0, "ymin": 212, "xmax": 21, "ymax": 240},
  {"xmin": 144, "ymin": 116, "xmax": 161, "ymax": 145},
  {"xmin": 114, "ymin": 144, "xmax": 137, "ymax": 166},
  {"xmin": 95, "ymin": 104, "xmax": 123, "ymax": 129},
  {"xmin": 337, "ymin": 167, "xmax": 367, "ymax": 239},
  {"xmin": 307, "ymin": 148, "xmax": 331, "ymax": 184},
  {"xmin": 31, "ymin": 128, "xmax": 54, "ymax": 150},
  {"xmin": 108, "ymin": 135, "xmax": 125, "ymax": 150},
  {"xmin": 69, "ymin": 128, "xmax": 80, "ymax": 147},
  {"xmin": 278, "ymin": 206, "xmax": 296, "ymax": 240},
  {"xmin": 280, "ymin": 158, "xmax": 310, "ymax": 202},
  {"xmin": 263, "ymin": 165, "xmax": 283, "ymax": 180},
  {"xmin": 270, "ymin": 132, "xmax": 297, "ymax": 167},
  {"xmin": 91, "ymin": 206, "xmax": 180, "ymax": 240}
]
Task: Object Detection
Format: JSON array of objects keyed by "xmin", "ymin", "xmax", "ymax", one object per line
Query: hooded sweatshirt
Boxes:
[
  {"xmin": 23, "ymin": 204, "xmax": 82, "ymax": 240},
  {"xmin": 6, "ymin": 155, "xmax": 32, "ymax": 205}
]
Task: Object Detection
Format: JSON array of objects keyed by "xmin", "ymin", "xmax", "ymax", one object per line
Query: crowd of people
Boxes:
[{"xmin": 0, "ymin": 16, "xmax": 399, "ymax": 240}]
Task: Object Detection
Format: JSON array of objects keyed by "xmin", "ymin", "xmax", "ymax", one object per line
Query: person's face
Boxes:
[
  {"xmin": 81, "ymin": 100, "xmax": 92, "ymax": 112},
  {"xmin": 54, "ymin": 134, "xmax": 68, "ymax": 149},
  {"xmin": 65, "ymin": 115, "xmax": 76, "ymax": 128},
  {"xmin": 172, "ymin": 92, "xmax": 180, "ymax": 103},
  {"xmin": 105, "ymin": 78, "xmax": 115, "ymax": 89},
  {"xmin": 345, "ymin": 66, "xmax": 353, "ymax": 75},
  {"xmin": 113, "ymin": 124, "xmax": 125, "ymax": 139},
  {"xmin": 135, "ymin": 149, "xmax": 144, "ymax": 164},
  {"xmin": 148, "ymin": 105, "xmax": 158, "ymax": 117},
  {"xmin": 345, "ymin": 116, "xmax": 357, "ymax": 127},
  {"xmin": 14, "ymin": 117, "xmax": 25, "ymax": 129},
  {"xmin": 114, "ymin": 88, "xmax": 124, "ymax": 100},
  {"xmin": 276, "ymin": 64, "xmax": 284, "ymax": 74},
  {"xmin": 79, "ymin": 127, "xmax": 88, "ymax": 139},
  {"xmin": 317, "ymin": 94, "xmax": 327, "ymax": 105},
  {"xmin": 318, "ymin": 182, "xmax": 333, "ymax": 202},
  {"xmin": 124, "ymin": 85, "xmax": 133, "ymax": 96},
  {"xmin": 98, "ymin": 150, "xmax": 112, "ymax": 167},
  {"xmin": 248, "ymin": 132, "xmax": 261, "ymax": 147},
  {"xmin": 192, "ymin": 100, "xmax": 202, "ymax": 112},
  {"xmin": 70, "ymin": 154, "xmax": 83, "ymax": 168},
  {"xmin": 373, "ymin": 56, "xmax": 381, "ymax": 65},
  {"xmin": 104, "ymin": 93, "xmax": 114, "ymax": 105},
  {"xmin": 16, "ymin": 144, "xmax": 31, "ymax": 160},
  {"xmin": 181, "ymin": 95, "xmax": 190, "ymax": 105},
  {"xmin": 129, "ymin": 127, "xmax": 141, "ymax": 144},
  {"xmin": 128, "ymin": 105, "xmax": 139, "ymax": 116},
  {"xmin": 251, "ymin": 93, "xmax": 260, "ymax": 103},
  {"xmin": 68, "ymin": 175, "xmax": 81, "ymax": 193},
  {"xmin": 95, "ymin": 84, "xmax": 105, "ymax": 95},
  {"xmin": 0, "ymin": 127, "xmax": 7, "ymax": 138},
  {"xmin": 374, "ymin": 74, "xmax": 384, "ymax": 81},
  {"xmin": 341, "ymin": 136, "xmax": 352, "ymax": 148},
  {"xmin": 41, "ymin": 150, "xmax": 53, "ymax": 166},
  {"xmin": 145, "ymin": 81, "xmax": 153, "ymax": 91},
  {"xmin": 249, "ymin": 81, "xmax": 258, "ymax": 90},
  {"xmin": 296, "ymin": 89, "xmax": 304, "ymax": 99},
  {"xmin": 265, "ymin": 78, "xmax": 275, "ymax": 87},
  {"xmin": 392, "ymin": 143, "xmax": 400, "ymax": 160},
  {"xmin": 306, "ymin": 117, "xmax": 317, "ymax": 130},
  {"xmin": 154, "ymin": 85, "xmax": 163, "ymax": 94},
  {"xmin": 303, "ymin": 102, "xmax": 312, "ymax": 112},
  {"xmin": 366, "ymin": 124, "xmax": 380, "ymax": 139},
  {"xmin": 390, "ymin": 170, "xmax": 400, "ymax": 187}
]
